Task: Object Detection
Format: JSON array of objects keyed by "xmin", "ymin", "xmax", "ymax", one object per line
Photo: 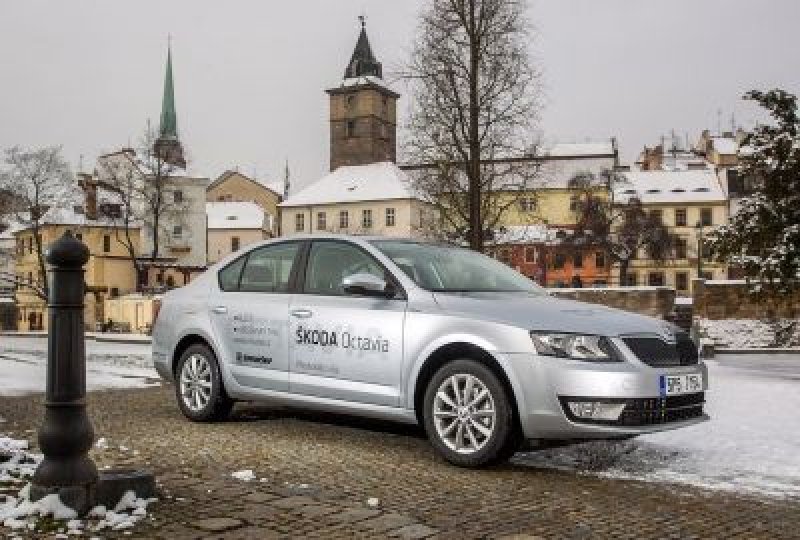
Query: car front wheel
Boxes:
[
  {"xmin": 423, "ymin": 359, "xmax": 520, "ymax": 467},
  {"xmin": 175, "ymin": 344, "xmax": 233, "ymax": 422}
]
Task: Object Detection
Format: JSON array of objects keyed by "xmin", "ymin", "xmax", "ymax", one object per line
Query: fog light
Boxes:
[{"xmin": 567, "ymin": 401, "xmax": 626, "ymax": 421}]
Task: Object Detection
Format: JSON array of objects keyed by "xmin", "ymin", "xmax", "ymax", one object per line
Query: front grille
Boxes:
[
  {"xmin": 560, "ymin": 392, "xmax": 705, "ymax": 427},
  {"xmin": 617, "ymin": 393, "xmax": 705, "ymax": 426},
  {"xmin": 622, "ymin": 333, "xmax": 698, "ymax": 367}
]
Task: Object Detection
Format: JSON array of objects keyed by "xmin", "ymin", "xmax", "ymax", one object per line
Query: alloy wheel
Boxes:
[
  {"xmin": 179, "ymin": 353, "xmax": 213, "ymax": 412},
  {"xmin": 433, "ymin": 373, "xmax": 497, "ymax": 454}
]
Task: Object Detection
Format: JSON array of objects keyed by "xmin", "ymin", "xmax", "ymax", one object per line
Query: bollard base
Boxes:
[
  {"xmin": 94, "ymin": 468, "xmax": 156, "ymax": 508},
  {"xmin": 29, "ymin": 483, "xmax": 95, "ymax": 517}
]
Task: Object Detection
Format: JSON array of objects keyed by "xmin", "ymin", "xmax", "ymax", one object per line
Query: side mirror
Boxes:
[{"xmin": 342, "ymin": 273, "xmax": 393, "ymax": 297}]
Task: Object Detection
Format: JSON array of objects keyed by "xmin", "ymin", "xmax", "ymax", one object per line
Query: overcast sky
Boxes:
[{"xmin": 2, "ymin": 1, "xmax": 798, "ymax": 189}]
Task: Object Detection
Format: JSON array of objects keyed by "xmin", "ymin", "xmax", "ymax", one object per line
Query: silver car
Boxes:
[{"xmin": 152, "ymin": 235, "xmax": 708, "ymax": 467}]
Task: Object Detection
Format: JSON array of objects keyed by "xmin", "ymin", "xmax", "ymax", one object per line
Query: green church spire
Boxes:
[{"xmin": 159, "ymin": 44, "xmax": 178, "ymax": 140}]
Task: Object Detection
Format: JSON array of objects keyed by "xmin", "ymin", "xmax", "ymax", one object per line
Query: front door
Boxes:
[
  {"xmin": 209, "ymin": 241, "xmax": 302, "ymax": 392},
  {"xmin": 289, "ymin": 240, "xmax": 406, "ymax": 407}
]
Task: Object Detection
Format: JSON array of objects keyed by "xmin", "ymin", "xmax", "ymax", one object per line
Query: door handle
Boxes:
[
  {"xmin": 211, "ymin": 306, "xmax": 228, "ymax": 314},
  {"xmin": 290, "ymin": 308, "xmax": 313, "ymax": 319}
]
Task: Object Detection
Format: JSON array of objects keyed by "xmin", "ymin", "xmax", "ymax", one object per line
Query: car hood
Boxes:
[{"xmin": 431, "ymin": 291, "xmax": 669, "ymax": 337}]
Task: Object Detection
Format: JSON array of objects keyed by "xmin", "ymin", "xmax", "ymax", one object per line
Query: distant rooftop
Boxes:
[
  {"xmin": 616, "ymin": 169, "xmax": 726, "ymax": 204},
  {"xmin": 206, "ymin": 201, "xmax": 267, "ymax": 230},
  {"xmin": 281, "ymin": 162, "xmax": 419, "ymax": 207}
]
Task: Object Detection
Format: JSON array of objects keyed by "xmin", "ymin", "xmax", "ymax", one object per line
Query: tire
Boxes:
[
  {"xmin": 175, "ymin": 344, "xmax": 233, "ymax": 422},
  {"xmin": 423, "ymin": 359, "xmax": 520, "ymax": 467}
]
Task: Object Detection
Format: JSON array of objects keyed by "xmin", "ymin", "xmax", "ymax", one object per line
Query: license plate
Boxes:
[{"xmin": 660, "ymin": 373, "xmax": 703, "ymax": 396}]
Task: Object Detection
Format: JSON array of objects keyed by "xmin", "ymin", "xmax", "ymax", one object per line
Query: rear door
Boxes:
[
  {"xmin": 288, "ymin": 240, "xmax": 406, "ymax": 406},
  {"xmin": 209, "ymin": 241, "xmax": 302, "ymax": 392}
]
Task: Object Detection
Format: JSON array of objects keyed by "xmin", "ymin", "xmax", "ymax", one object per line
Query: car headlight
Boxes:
[{"xmin": 530, "ymin": 332, "xmax": 621, "ymax": 362}]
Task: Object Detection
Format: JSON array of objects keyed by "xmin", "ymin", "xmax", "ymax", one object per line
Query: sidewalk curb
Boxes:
[
  {"xmin": 716, "ymin": 348, "xmax": 800, "ymax": 355},
  {"xmin": 0, "ymin": 331, "xmax": 152, "ymax": 345}
]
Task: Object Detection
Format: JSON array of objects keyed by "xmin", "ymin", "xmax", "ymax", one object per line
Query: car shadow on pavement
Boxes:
[{"xmin": 232, "ymin": 402, "xmax": 428, "ymax": 440}]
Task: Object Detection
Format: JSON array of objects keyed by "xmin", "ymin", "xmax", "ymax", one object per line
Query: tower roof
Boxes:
[
  {"xmin": 344, "ymin": 17, "xmax": 382, "ymax": 79},
  {"xmin": 159, "ymin": 44, "xmax": 178, "ymax": 140}
]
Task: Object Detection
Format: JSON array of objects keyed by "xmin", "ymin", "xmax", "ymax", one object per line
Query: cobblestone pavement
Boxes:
[{"xmin": 2, "ymin": 386, "xmax": 799, "ymax": 539}]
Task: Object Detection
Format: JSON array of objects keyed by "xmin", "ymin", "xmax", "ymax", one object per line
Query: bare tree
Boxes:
[
  {"xmin": 96, "ymin": 126, "xmax": 190, "ymax": 290},
  {"xmin": 0, "ymin": 146, "xmax": 77, "ymax": 299},
  {"xmin": 403, "ymin": 0, "xmax": 542, "ymax": 250},
  {"xmin": 568, "ymin": 170, "xmax": 680, "ymax": 284}
]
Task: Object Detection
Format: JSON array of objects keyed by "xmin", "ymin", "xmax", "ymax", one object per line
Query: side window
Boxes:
[
  {"xmin": 218, "ymin": 256, "xmax": 247, "ymax": 292},
  {"xmin": 304, "ymin": 242, "xmax": 384, "ymax": 296},
  {"xmin": 239, "ymin": 243, "xmax": 301, "ymax": 293}
]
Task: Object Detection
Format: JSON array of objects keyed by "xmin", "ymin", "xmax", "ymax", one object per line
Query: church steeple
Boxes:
[
  {"xmin": 327, "ymin": 18, "xmax": 399, "ymax": 171},
  {"xmin": 154, "ymin": 41, "xmax": 186, "ymax": 168},
  {"xmin": 159, "ymin": 44, "xmax": 178, "ymax": 140},
  {"xmin": 344, "ymin": 17, "xmax": 382, "ymax": 79}
]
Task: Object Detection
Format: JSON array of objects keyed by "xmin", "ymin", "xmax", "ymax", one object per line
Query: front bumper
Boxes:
[{"xmin": 503, "ymin": 345, "xmax": 709, "ymax": 440}]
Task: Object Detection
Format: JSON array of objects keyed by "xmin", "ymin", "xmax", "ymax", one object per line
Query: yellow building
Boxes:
[
  {"xmin": 14, "ymin": 208, "xmax": 141, "ymax": 331},
  {"xmin": 615, "ymin": 169, "xmax": 729, "ymax": 294},
  {"xmin": 206, "ymin": 201, "xmax": 269, "ymax": 264},
  {"xmin": 280, "ymin": 162, "xmax": 435, "ymax": 238},
  {"xmin": 206, "ymin": 171, "xmax": 281, "ymax": 236}
]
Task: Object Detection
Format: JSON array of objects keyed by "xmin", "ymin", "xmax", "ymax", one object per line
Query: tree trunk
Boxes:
[{"xmin": 467, "ymin": 0, "xmax": 482, "ymax": 252}]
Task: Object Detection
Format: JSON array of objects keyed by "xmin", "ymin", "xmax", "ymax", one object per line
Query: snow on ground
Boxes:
[
  {"xmin": 514, "ymin": 354, "xmax": 800, "ymax": 499},
  {"xmin": 698, "ymin": 318, "xmax": 800, "ymax": 349},
  {"xmin": 0, "ymin": 434, "xmax": 157, "ymax": 533},
  {"xmin": 0, "ymin": 336, "xmax": 157, "ymax": 397}
]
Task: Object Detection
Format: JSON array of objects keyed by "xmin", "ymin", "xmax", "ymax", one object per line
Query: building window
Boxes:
[
  {"xmin": 75, "ymin": 233, "xmax": 82, "ymax": 242},
  {"xmin": 649, "ymin": 209, "xmax": 663, "ymax": 223},
  {"xmin": 110, "ymin": 287, "xmax": 120, "ymax": 298},
  {"xmin": 295, "ymin": 213, "xmax": 305, "ymax": 232},
  {"xmin": 346, "ymin": 95, "xmax": 356, "ymax": 109},
  {"xmin": 381, "ymin": 96, "xmax": 388, "ymax": 116},
  {"xmin": 498, "ymin": 249, "xmax": 511, "ymax": 265},
  {"xmin": 524, "ymin": 247, "xmax": 537, "ymax": 263},
  {"xmin": 385, "ymin": 207, "xmax": 396, "ymax": 227},
  {"xmin": 174, "ymin": 190, "xmax": 183, "ymax": 204},
  {"xmin": 27, "ymin": 237, "xmax": 32, "ymax": 254},
  {"xmin": 675, "ymin": 238, "xmax": 688, "ymax": 259},
  {"xmin": 362, "ymin": 209, "xmax": 373, "ymax": 229},
  {"xmin": 675, "ymin": 208, "xmax": 687, "ymax": 227},
  {"xmin": 317, "ymin": 212, "xmax": 327, "ymax": 231},
  {"xmin": 625, "ymin": 272, "xmax": 638, "ymax": 286},
  {"xmin": 700, "ymin": 208, "xmax": 713, "ymax": 226},
  {"xmin": 595, "ymin": 251, "xmax": 606, "ymax": 268},
  {"xmin": 339, "ymin": 210, "xmax": 349, "ymax": 229},
  {"xmin": 103, "ymin": 235, "xmax": 111, "ymax": 253},
  {"xmin": 231, "ymin": 236, "xmax": 240, "ymax": 252},
  {"xmin": 701, "ymin": 242, "xmax": 712, "ymax": 260},
  {"xmin": 648, "ymin": 272, "xmax": 665, "ymax": 287},
  {"xmin": 519, "ymin": 197, "xmax": 536, "ymax": 212},
  {"xmin": 573, "ymin": 252, "xmax": 583, "ymax": 268},
  {"xmin": 700, "ymin": 271, "xmax": 713, "ymax": 280},
  {"xmin": 346, "ymin": 120, "xmax": 356, "ymax": 138},
  {"xmin": 569, "ymin": 195, "xmax": 580, "ymax": 212},
  {"xmin": 675, "ymin": 272, "xmax": 688, "ymax": 291},
  {"xmin": 173, "ymin": 225, "xmax": 182, "ymax": 238},
  {"xmin": 553, "ymin": 253, "xmax": 566, "ymax": 269}
]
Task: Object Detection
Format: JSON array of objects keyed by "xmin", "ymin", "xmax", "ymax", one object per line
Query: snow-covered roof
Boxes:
[
  {"xmin": 328, "ymin": 76, "xmax": 399, "ymax": 97},
  {"xmin": 487, "ymin": 224, "xmax": 574, "ymax": 245},
  {"xmin": 206, "ymin": 201, "xmax": 267, "ymax": 230},
  {"xmin": 281, "ymin": 162, "xmax": 420, "ymax": 207},
  {"xmin": 3, "ymin": 206, "xmax": 137, "ymax": 233},
  {"xmin": 262, "ymin": 180, "xmax": 284, "ymax": 197},
  {"xmin": 711, "ymin": 137, "xmax": 738, "ymax": 155},
  {"xmin": 615, "ymin": 170, "xmax": 727, "ymax": 204},
  {"xmin": 544, "ymin": 142, "xmax": 615, "ymax": 158}
]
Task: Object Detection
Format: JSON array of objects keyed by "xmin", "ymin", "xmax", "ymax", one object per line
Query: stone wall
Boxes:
[
  {"xmin": 693, "ymin": 279, "xmax": 800, "ymax": 319},
  {"xmin": 548, "ymin": 286, "xmax": 676, "ymax": 319}
]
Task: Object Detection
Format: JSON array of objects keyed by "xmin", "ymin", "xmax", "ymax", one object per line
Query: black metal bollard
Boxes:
[{"xmin": 30, "ymin": 231, "xmax": 98, "ymax": 514}]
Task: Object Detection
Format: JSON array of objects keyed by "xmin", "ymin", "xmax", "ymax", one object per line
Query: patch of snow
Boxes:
[
  {"xmin": 206, "ymin": 201, "xmax": 268, "ymax": 230},
  {"xmin": 366, "ymin": 497, "xmax": 380, "ymax": 508},
  {"xmin": 514, "ymin": 357, "xmax": 800, "ymax": 498},
  {"xmin": 230, "ymin": 469, "xmax": 256, "ymax": 482},
  {"xmin": 698, "ymin": 318, "xmax": 800, "ymax": 349}
]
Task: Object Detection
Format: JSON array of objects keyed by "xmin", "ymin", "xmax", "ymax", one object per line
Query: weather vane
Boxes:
[{"xmin": 358, "ymin": 14, "xmax": 366, "ymax": 28}]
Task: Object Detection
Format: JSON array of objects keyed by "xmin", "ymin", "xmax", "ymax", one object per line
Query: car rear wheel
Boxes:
[
  {"xmin": 423, "ymin": 359, "xmax": 520, "ymax": 467},
  {"xmin": 175, "ymin": 344, "xmax": 233, "ymax": 422}
]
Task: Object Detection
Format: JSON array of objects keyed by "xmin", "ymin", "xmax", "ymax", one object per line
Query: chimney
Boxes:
[{"xmin": 78, "ymin": 173, "xmax": 97, "ymax": 220}]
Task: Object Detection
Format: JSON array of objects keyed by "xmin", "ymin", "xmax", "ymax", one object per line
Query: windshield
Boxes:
[{"xmin": 371, "ymin": 240, "xmax": 546, "ymax": 294}]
